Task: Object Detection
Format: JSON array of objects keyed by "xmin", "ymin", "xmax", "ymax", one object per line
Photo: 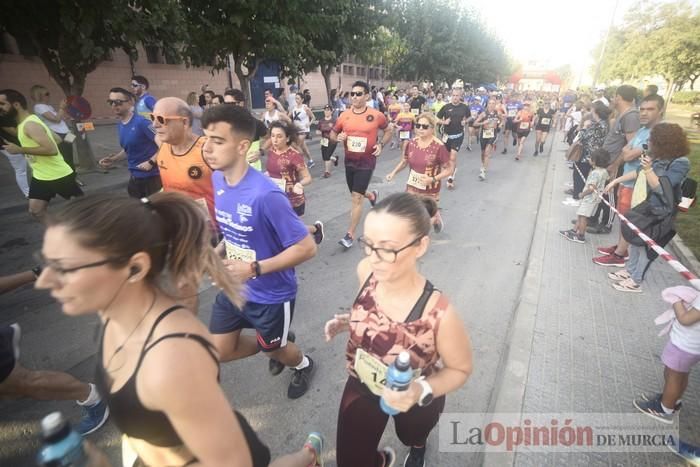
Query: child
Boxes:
[
  {"xmin": 560, "ymin": 148, "xmax": 611, "ymax": 243},
  {"xmin": 634, "ymin": 286, "xmax": 700, "ymax": 423}
]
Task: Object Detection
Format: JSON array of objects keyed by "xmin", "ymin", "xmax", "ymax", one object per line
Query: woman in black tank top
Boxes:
[{"xmin": 36, "ymin": 192, "xmax": 323, "ymax": 467}]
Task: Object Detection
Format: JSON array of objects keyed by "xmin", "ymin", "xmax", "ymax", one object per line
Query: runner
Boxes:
[
  {"xmin": 316, "ymin": 104, "xmax": 338, "ymax": 178},
  {"xmin": 385, "ymin": 113, "xmax": 452, "ymax": 232},
  {"xmin": 289, "ymin": 93, "xmax": 316, "ymax": 168},
  {"xmin": 325, "ymin": 192, "xmax": 473, "ymax": 467},
  {"xmin": 30, "ymin": 85, "xmax": 78, "ymax": 173},
  {"xmin": 472, "ymin": 98, "xmax": 502, "ymax": 180},
  {"xmin": 502, "ymin": 92, "xmax": 523, "ymax": 154},
  {"xmin": 228, "ymin": 89, "xmax": 269, "ymax": 172},
  {"xmin": 387, "ymin": 95, "xmax": 402, "ymax": 149},
  {"xmin": 263, "ymin": 97, "xmax": 291, "ymax": 128},
  {"xmin": 201, "ymin": 104, "xmax": 318, "ymax": 399},
  {"xmin": 512, "ymin": 102, "xmax": 534, "ymax": 161},
  {"xmin": 35, "ymin": 192, "xmax": 324, "ymax": 467},
  {"xmin": 266, "ymin": 120, "xmax": 324, "ymax": 244},
  {"xmin": 431, "ymin": 91, "xmax": 446, "ymax": 115},
  {"xmin": 533, "ymin": 100, "xmax": 556, "ymax": 155},
  {"xmin": 408, "ymin": 85, "xmax": 426, "ymax": 116},
  {"xmin": 466, "ymin": 95, "xmax": 484, "ymax": 152},
  {"xmin": 436, "ymin": 88, "xmax": 470, "ymax": 189},
  {"xmin": 330, "ymin": 80, "xmax": 393, "ymax": 249},
  {"xmin": 131, "ymin": 75, "xmax": 156, "ymax": 119},
  {"xmin": 98, "ymin": 87, "xmax": 161, "ymax": 198},
  {"xmin": 396, "ymin": 102, "xmax": 416, "ymax": 159},
  {"xmin": 0, "ymin": 89, "xmax": 83, "ymax": 223}
]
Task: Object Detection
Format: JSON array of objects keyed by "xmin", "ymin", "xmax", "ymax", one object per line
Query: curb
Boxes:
[
  {"xmin": 481, "ymin": 135, "xmax": 557, "ymax": 466},
  {"xmin": 669, "ymin": 235, "xmax": 700, "ymax": 278}
]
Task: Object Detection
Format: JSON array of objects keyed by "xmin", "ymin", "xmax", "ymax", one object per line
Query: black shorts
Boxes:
[
  {"xmin": 321, "ymin": 141, "xmax": 338, "ymax": 161},
  {"xmin": 480, "ymin": 138, "xmax": 496, "ymax": 151},
  {"xmin": 127, "ymin": 175, "xmax": 162, "ymax": 198},
  {"xmin": 505, "ymin": 118, "xmax": 517, "ymax": 131},
  {"xmin": 536, "ymin": 125, "xmax": 551, "ymax": 133},
  {"xmin": 209, "ymin": 292, "xmax": 296, "ymax": 352},
  {"xmin": 28, "ymin": 173, "xmax": 83, "ymax": 202},
  {"xmin": 345, "ymin": 166, "xmax": 373, "ymax": 195},
  {"xmin": 293, "ymin": 203, "xmax": 305, "ymax": 216},
  {"xmin": 516, "ymin": 130, "xmax": 530, "ymax": 139},
  {"xmin": 0, "ymin": 325, "xmax": 18, "ymax": 384},
  {"xmin": 444, "ymin": 134, "xmax": 464, "ymax": 152}
]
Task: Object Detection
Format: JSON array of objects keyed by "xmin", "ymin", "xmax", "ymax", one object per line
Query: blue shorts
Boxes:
[{"xmin": 209, "ymin": 292, "xmax": 295, "ymax": 352}]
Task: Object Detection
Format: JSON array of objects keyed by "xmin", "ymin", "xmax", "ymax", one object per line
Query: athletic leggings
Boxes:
[
  {"xmin": 336, "ymin": 376, "xmax": 445, "ymax": 467},
  {"xmin": 321, "ymin": 141, "xmax": 337, "ymax": 161}
]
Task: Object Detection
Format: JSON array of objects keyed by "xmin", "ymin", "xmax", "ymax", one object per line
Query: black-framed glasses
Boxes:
[
  {"xmin": 107, "ymin": 99, "xmax": 127, "ymax": 106},
  {"xmin": 415, "ymin": 123, "xmax": 432, "ymax": 130},
  {"xmin": 358, "ymin": 236, "xmax": 423, "ymax": 263},
  {"xmin": 33, "ymin": 251, "xmax": 127, "ymax": 276},
  {"xmin": 350, "ymin": 91, "xmax": 365, "ymax": 97}
]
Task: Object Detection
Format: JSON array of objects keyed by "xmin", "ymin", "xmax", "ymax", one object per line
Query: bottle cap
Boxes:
[{"xmin": 395, "ymin": 351, "xmax": 412, "ymax": 370}]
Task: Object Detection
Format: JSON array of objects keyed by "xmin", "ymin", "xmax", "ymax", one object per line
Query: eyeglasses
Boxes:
[
  {"xmin": 33, "ymin": 251, "xmax": 127, "ymax": 277},
  {"xmin": 415, "ymin": 123, "xmax": 432, "ymax": 130},
  {"xmin": 131, "ymin": 82, "xmax": 143, "ymax": 88},
  {"xmin": 106, "ymin": 99, "xmax": 128, "ymax": 106},
  {"xmin": 350, "ymin": 92, "xmax": 365, "ymax": 97},
  {"xmin": 358, "ymin": 236, "xmax": 423, "ymax": 263},
  {"xmin": 149, "ymin": 113, "xmax": 187, "ymax": 125}
]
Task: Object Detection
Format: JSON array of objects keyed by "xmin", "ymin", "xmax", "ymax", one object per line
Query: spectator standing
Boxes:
[{"xmin": 186, "ymin": 92, "xmax": 204, "ymax": 136}]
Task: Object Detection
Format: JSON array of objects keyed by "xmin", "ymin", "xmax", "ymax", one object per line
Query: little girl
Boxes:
[{"xmin": 560, "ymin": 148, "xmax": 610, "ymax": 243}]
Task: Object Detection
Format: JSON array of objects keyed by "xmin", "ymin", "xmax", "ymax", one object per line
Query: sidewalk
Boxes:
[{"xmin": 490, "ymin": 135, "xmax": 699, "ymax": 466}]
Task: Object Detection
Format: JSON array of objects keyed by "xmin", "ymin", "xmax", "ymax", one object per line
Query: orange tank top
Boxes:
[{"xmin": 156, "ymin": 137, "xmax": 215, "ymax": 222}]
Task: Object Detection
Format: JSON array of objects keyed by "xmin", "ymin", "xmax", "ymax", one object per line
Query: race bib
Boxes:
[
  {"xmin": 347, "ymin": 136, "xmax": 368, "ymax": 153},
  {"xmin": 270, "ymin": 177, "xmax": 287, "ymax": 192},
  {"xmin": 540, "ymin": 118, "xmax": 551, "ymax": 126},
  {"xmin": 354, "ymin": 349, "xmax": 421, "ymax": 396},
  {"xmin": 399, "ymin": 130, "xmax": 410, "ymax": 139},
  {"xmin": 320, "ymin": 137, "xmax": 329, "ymax": 147},
  {"xmin": 63, "ymin": 132, "xmax": 76, "ymax": 143},
  {"xmin": 507, "ymin": 109, "xmax": 517, "ymax": 117},
  {"xmin": 519, "ymin": 122, "xmax": 530, "ymax": 130},
  {"xmin": 411, "ymin": 108, "xmax": 419, "ymax": 115},
  {"xmin": 224, "ymin": 241, "xmax": 256, "ymax": 262},
  {"xmin": 407, "ymin": 169, "xmax": 427, "ymax": 190},
  {"xmin": 482, "ymin": 128, "xmax": 495, "ymax": 139}
]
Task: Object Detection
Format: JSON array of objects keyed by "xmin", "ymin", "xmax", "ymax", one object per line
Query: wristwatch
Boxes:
[
  {"xmin": 416, "ymin": 376, "xmax": 434, "ymax": 407},
  {"xmin": 250, "ymin": 261, "xmax": 261, "ymax": 279},
  {"xmin": 147, "ymin": 159, "xmax": 157, "ymax": 168}
]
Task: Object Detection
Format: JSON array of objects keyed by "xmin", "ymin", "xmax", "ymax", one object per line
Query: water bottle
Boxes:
[
  {"xmin": 380, "ymin": 351, "xmax": 414, "ymax": 415},
  {"xmin": 36, "ymin": 412, "xmax": 87, "ymax": 467}
]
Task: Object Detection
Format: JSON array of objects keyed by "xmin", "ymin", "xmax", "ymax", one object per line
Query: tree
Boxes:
[{"xmin": 0, "ymin": 0, "xmax": 186, "ymax": 170}]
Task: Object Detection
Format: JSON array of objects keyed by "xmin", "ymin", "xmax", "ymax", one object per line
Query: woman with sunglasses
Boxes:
[
  {"xmin": 385, "ymin": 113, "xmax": 451, "ymax": 232},
  {"xmin": 324, "ymin": 192, "xmax": 473, "ymax": 467},
  {"xmin": 35, "ymin": 192, "xmax": 324, "ymax": 467}
]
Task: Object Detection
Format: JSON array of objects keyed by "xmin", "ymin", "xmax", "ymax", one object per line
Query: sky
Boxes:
[{"xmin": 459, "ymin": 0, "xmax": 639, "ymax": 85}]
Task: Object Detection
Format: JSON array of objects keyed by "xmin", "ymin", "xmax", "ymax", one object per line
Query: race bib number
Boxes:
[
  {"xmin": 399, "ymin": 130, "xmax": 411, "ymax": 139},
  {"xmin": 407, "ymin": 169, "xmax": 427, "ymax": 190},
  {"xmin": 519, "ymin": 122, "xmax": 530, "ymax": 130},
  {"xmin": 320, "ymin": 137, "xmax": 329, "ymax": 147},
  {"xmin": 63, "ymin": 132, "xmax": 76, "ymax": 143},
  {"xmin": 482, "ymin": 128, "xmax": 495, "ymax": 139},
  {"xmin": 270, "ymin": 177, "xmax": 287, "ymax": 192},
  {"xmin": 354, "ymin": 349, "xmax": 421, "ymax": 396},
  {"xmin": 347, "ymin": 136, "xmax": 368, "ymax": 153},
  {"xmin": 224, "ymin": 241, "xmax": 256, "ymax": 262},
  {"xmin": 507, "ymin": 109, "xmax": 517, "ymax": 117},
  {"xmin": 411, "ymin": 108, "xmax": 419, "ymax": 115},
  {"xmin": 541, "ymin": 118, "xmax": 551, "ymax": 126}
]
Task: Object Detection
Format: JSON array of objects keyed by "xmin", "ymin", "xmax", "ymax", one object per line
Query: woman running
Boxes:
[
  {"xmin": 267, "ymin": 121, "xmax": 324, "ymax": 244},
  {"xmin": 385, "ymin": 113, "xmax": 452, "ymax": 232},
  {"xmin": 473, "ymin": 98, "xmax": 503, "ymax": 181},
  {"xmin": 35, "ymin": 192, "xmax": 323, "ymax": 467},
  {"xmin": 533, "ymin": 100, "xmax": 556, "ymax": 156},
  {"xmin": 325, "ymin": 192, "xmax": 473, "ymax": 467},
  {"xmin": 513, "ymin": 102, "xmax": 534, "ymax": 161},
  {"xmin": 263, "ymin": 98, "xmax": 291, "ymax": 129},
  {"xmin": 288, "ymin": 94, "xmax": 316, "ymax": 168},
  {"xmin": 395, "ymin": 102, "xmax": 416, "ymax": 158},
  {"xmin": 316, "ymin": 105, "xmax": 338, "ymax": 178}
]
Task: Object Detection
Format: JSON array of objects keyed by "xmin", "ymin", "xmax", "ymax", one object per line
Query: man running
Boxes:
[
  {"xmin": 466, "ymin": 94, "xmax": 484, "ymax": 152},
  {"xmin": 408, "ymin": 85, "xmax": 427, "ymax": 116},
  {"xmin": 330, "ymin": 80, "xmax": 393, "ymax": 249},
  {"xmin": 437, "ymin": 88, "xmax": 471, "ymax": 189},
  {"xmin": 0, "ymin": 89, "xmax": 83, "ymax": 223},
  {"xmin": 131, "ymin": 75, "xmax": 156, "ymax": 119},
  {"xmin": 201, "ymin": 104, "xmax": 317, "ymax": 399},
  {"xmin": 473, "ymin": 97, "xmax": 503, "ymax": 181},
  {"xmin": 502, "ymin": 92, "xmax": 523, "ymax": 154}
]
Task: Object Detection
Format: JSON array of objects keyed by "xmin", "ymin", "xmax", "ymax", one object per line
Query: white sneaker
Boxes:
[{"xmin": 478, "ymin": 168, "xmax": 486, "ymax": 181}]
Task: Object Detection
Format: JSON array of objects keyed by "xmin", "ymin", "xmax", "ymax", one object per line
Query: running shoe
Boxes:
[
  {"xmin": 501, "ymin": 148, "xmax": 507, "ymax": 155},
  {"xmin": 639, "ymin": 392, "xmax": 682, "ymax": 411},
  {"xmin": 667, "ymin": 439, "xmax": 700, "ymax": 466},
  {"xmin": 560, "ymin": 229, "xmax": 584, "ymax": 244},
  {"xmin": 313, "ymin": 221, "xmax": 324, "ymax": 245},
  {"xmin": 466, "ymin": 145, "xmax": 472, "ymax": 152},
  {"xmin": 304, "ymin": 432, "xmax": 324, "ymax": 467},
  {"xmin": 368, "ymin": 189, "xmax": 379, "ymax": 207},
  {"xmin": 540, "ymin": 143, "xmax": 544, "ymax": 153},
  {"xmin": 433, "ymin": 212, "xmax": 444, "ymax": 233},
  {"xmin": 632, "ymin": 396, "xmax": 675, "ymax": 424},
  {"xmin": 331, "ymin": 155, "xmax": 339, "ymax": 166},
  {"xmin": 607, "ymin": 270, "xmax": 631, "ymax": 281},
  {"xmin": 269, "ymin": 331, "xmax": 296, "ymax": 376},
  {"xmin": 288, "ymin": 355, "xmax": 315, "ymax": 399},
  {"xmin": 593, "ymin": 253, "xmax": 625, "ymax": 267},
  {"xmin": 307, "ymin": 159, "xmax": 316, "ymax": 169},
  {"xmin": 533, "ymin": 150, "xmax": 538, "ymax": 157},
  {"xmin": 76, "ymin": 397, "xmax": 110, "ymax": 435},
  {"xmin": 478, "ymin": 168, "xmax": 485, "ymax": 181},
  {"xmin": 512, "ymin": 138, "xmax": 517, "ymax": 146},
  {"xmin": 380, "ymin": 447, "xmax": 396, "ymax": 467},
  {"xmin": 322, "ymin": 171, "xmax": 330, "ymax": 178},
  {"xmin": 612, "ymin": 278, "xmax": 642, "ymax": 293},
  {"xmin": 404, "ymin": 446, "xmax": 426, "ymax": 467},
  {"xmin": 446, "ymin": 177, "xmax": 455, "ymax": 189},
  {"xmin": 597, "ymin": 245, "xmax": 617, "ymax": 255},
  {"xmin": 515, "ymin": 155, "xmax": 520, "ymax": 161},
  {"xmin": 339, "ymin": 233, "xmax": 354, "ymax": 249}
]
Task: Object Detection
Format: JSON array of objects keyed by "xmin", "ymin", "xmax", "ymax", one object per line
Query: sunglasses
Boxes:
[
  {"xmin": 415, "ymin": 123, "xmax": 432, "ymax": 130},
  {"xmin": 106, "ymin": 99, "xmax": 128, "ymax": 106},
  {"xmin": 350, "ymin": 92, "xmax": 365, "ymax": 97},
  {"xmin": 149, "ymin": 113, "xmax": 187, "ymax": 124},
  {"xmin": 131, "ymin": 83, "xmax": 143, "ymax": 88}
]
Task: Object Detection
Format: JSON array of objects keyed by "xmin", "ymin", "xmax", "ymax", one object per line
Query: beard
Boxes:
[{"xmin": 0, "ymin": 106, "xmax": 18, "ymax": 121}]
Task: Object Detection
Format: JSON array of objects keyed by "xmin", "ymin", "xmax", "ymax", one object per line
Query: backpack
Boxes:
[{"xmin": 621, "ymin": 174, "xmax": 678, "ymax": 248}]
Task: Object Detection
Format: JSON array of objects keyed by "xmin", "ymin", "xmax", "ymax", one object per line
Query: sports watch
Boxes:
[{"xmin": 416, "ymin": 376, "xmax": 434, "ymax": 407}]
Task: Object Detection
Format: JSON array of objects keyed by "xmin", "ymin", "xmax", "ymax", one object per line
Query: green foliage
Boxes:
[{"xmin": 672, "ymin": 91, "xmax": 700, "ymax": 105}]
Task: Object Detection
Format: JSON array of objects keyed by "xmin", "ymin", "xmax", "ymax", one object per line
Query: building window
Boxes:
[
  {"xmin": 343, "ymin": 65, "xmax": 354, "ymax": 75},
  {"xmin": 356, "ymin": 66, "xmax": 365, "ymax": 76},
  {"xmin": 336, "ymin": 66, "xmax": 341, "ymax": 73}
]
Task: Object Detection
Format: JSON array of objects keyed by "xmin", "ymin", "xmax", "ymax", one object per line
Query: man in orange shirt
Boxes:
[{"xmin": 330, "ymin": 81, "xmax": 394, "ymax": 248}]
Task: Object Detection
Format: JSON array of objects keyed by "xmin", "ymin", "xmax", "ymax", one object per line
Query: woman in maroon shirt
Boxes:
[
  {"xmin": 385, "ymin": 113, "xmax": 452, "ymax": 232},
  {"xmin": 316, "ymin": 105, "xmax": 338, "ymax": 178}
]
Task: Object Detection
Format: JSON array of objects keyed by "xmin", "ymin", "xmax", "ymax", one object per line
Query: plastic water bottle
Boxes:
[
  {"xmin": 380, "ymin": 351, "xmax": 414, "ymax": 415},
  {"xmin": 36, "ymin": 412, "xmax": 87, "ymax": 467}
]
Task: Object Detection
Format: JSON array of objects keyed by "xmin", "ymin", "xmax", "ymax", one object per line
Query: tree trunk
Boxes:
[
  {"xmin": 321, "ymin": 65, "xmax": 333, "ymax": 105},
  {"xmin": 690, "ymin": 75, "xmax": 697, "ymax": 91},
  {"xmin": 234, "ymin": 57, "xmax": 260, "ymax": 110},
  {"xmin": 663, "ymin": 78, "xmax": 676, "ymax": 113}
]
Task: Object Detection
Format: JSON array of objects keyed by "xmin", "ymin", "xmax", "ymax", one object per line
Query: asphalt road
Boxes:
[{"xmin": 0, "ymin": 130, "xmax": 550, "ymax": 466}]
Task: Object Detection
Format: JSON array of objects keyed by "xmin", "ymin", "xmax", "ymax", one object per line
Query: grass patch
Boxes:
[{"xmin": 666, "ymin": 104, "xmax": 700, "ymax": 259}]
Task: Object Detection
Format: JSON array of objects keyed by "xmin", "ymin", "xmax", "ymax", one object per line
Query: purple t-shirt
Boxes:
[{"xmin": 213, "ymin": 168, "xmax": 308, "ymax": 304}]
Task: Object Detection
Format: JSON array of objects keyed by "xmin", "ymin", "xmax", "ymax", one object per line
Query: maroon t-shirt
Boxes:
[
  {"xmin": 403, "ymin": 138, "xmax": 450, "ymax": 197},
  {"xmin": 266, "ymin": 147, "xmax": 306, "ymax": 207},
  {"xmin": 317, "ymin": 117, "xmax": 336, "ymax": 137}
]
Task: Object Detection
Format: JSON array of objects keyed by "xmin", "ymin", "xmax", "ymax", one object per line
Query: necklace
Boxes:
[{"xmin": 104, "ymin": 293, "xmax": 157, "ymax": 373}]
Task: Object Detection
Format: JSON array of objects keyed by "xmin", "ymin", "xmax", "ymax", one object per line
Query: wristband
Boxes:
[{"xmin": 250, "ymin": 261, "xmax": 261, "ymax": 279}]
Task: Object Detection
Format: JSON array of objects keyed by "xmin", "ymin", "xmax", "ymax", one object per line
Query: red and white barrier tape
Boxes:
[{"xmin": 571, "ymin": 161, "xmax": 700, "ymax": 291}]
